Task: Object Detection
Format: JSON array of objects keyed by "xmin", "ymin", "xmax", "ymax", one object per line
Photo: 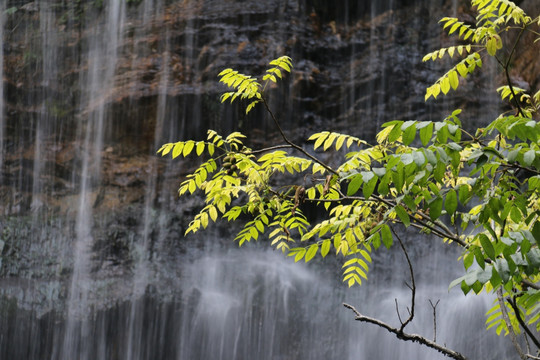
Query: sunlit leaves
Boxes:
[
  {"xmin": 422, "ymin": 45, "xmax": 473, "ymax": 62},
  {"xmin": 438, "ymin": 17, "xmax": 474, "ymax": 40},
  {"xmin": 486, "ymin": 34, "xmax": 503, "ymax": 56},
  {"xmin": 218, "ymin": 56, "xmax": 292, "ymax": 114},
  {"xmin": 308, "ymin": 131, "xmax": 367, "ymax": 151},
  {"xmin": 263, "ymin": 56, "xmax": 293, "ymax": 83},
  {"xmin": 425, "ymin": 53, "xmax": 481, "ymax": 101}
]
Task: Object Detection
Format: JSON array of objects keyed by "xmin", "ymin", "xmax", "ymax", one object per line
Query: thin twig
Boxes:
[
  {"xmin": 395, "ymin": 298, "xmax": 404, "ymax": 325},
  {"xmin": 343, "ymin": 303, "xmax": 468, "ymax": 360},
  {"xmin": 429, "ymin": 299, "xmax": 440, "ymax": 342},
  {"xmin": 247, "ymin": 144, "xmax": 293, "ymax": 155},
  {"xmin": 390, "ymin": 225, "xmax": 415, "ymax": 332},
  {"xmin": 497, "ymin": 26, "xmax": 527, "ymax": 117}
]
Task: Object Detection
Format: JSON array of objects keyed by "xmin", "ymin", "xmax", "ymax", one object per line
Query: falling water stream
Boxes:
[{"xmin": 0, "ymin": 0, "xmax": 521, "ymax": 359}]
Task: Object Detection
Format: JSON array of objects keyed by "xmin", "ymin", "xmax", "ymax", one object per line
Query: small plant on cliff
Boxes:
[{"xmin": 159, "ymin": 1, "xmax": 540, "ymax": 359}]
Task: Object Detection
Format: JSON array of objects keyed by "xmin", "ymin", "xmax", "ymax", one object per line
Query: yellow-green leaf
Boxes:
[
  {"xmin": 196, "ymin": 141, "xmax": 205, "ymax": 156},
  {"xmin": 441, "ymin": 77, "xmax": 451, "ymax": 95},
  {"xmin": 172, "ymin": 142, "xmax": 184, "ymax": 159},
  {"xmin": 487, "ymin": 37, "xmax": 497, "ymax": 56},
  {"xmin": 448, "ymin": 70, "xmax": 459, "ymax": 90},
  {"xmin": 457, "ymin": 63, "xmax": 468, "ymax": 78},
  {"xmin": 321, "ymin": 239, "xmax": 330, "ymax": 258},
  {"xmin": 305, "ymin": 244, "xmax": 318, "ymax": 262},
  {"xmin": 183, "ymin": 141, "xmax": 195, "ymax": 157}
]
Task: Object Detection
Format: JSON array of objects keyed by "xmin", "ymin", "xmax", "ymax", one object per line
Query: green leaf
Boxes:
[
  {"xmin": 381, "ymin": 224, "xmax": 393, "ymax": 249},
  {"xmin": 321, "ymin": 240, "xmax": 331, "ymax": 258},
  {"xmin": 494, "ymin": 259, "xmax": 510, "ymax": 283},
  {"xmin": 441, "ymin": 77, "xmax": 451, "ymax": 94},
  {"xmin": 478, "ymin": 234, "xmax": 496, "ymax": 260},
  {"xmin": 183, "ymin": 141, "xmax": 195, "ymax": 157},
  {"xmin": 394, "ymin": 205, "xmax": 410, "ymax": 227},
  {"xmin": 526, "ymin": 248, "xmax": 540, "ymax": 268},
  {"xmin": 294, "ymin": 248, "xmax": 306, "ymax": 262},
  {"xmin": 474, "ymin": 247, "xmax": 486, "ymax": 269},
  {"xmin": 305, "ymin": 244, "xmax": 318, "ymax": 262},
  {"xmin": 196, "ymin": 141, "xmax": 205, "ymax": 156},
  {"xmin": 402, "ymin": 124, "xmax": 416, "ymax": 145},
  {"xmin": 523, "ymin": 149, "xmax": 535, "ymax": 166},
  {"xmin": 487, "ymin": 36, "xmax": 497, "ymax": 56},
  {"xmin": 458, "ymin": 184, "xmax": 471, "ymax": 204},
  {"xmin": 419, "ymin": 122, "xmax": 433, "ymax": 146},
  {"xmin": 412, "ymin": 152, "xmax": 426, "ymax": 167},
  {"xmin": 428, "ymin": 197, "xmax": 443, "ymax": 220},
  {"xmin": 457, "ymin": 63, "xmax": 468, "ymax": 78},
  {"xmin": 363, "ymin": 175, "xmax": 378, "ymax": 199},
  {"xmin": 445, "ymin": 189, "xmax": 458, "ymax": 215},
  {"xmin": 392, "ymin": 165, "xmax": 405, "ymax": 192},
  {"xmin": 531, "ymin": 222, "xmax": 540, "ymax": 246},
  {"xmin": 172, "ymin": 142, "xmax": 184, "ymax": 159},
  {"xmin": 464, "ymin": 251, "xmax": 475, "ymax": 269},
  {"xmin": 347, "ymin": 175, "xmax": 363, "ymax": 196},
  {"xmin": 377, "ymin": 173, "xmax": 391, "ymax": 196},
  {"xmin": 385, "ymin": 123, "xmax": 402, "ymax": 143},
  {"xmin": 448, "ymin": 70, "xmax": 459, "ymax": 90}
]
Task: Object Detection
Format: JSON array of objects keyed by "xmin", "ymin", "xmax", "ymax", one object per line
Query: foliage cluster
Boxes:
[{"xmin": 159, "ymin": 1, "xmax": 540, "ymax": 359}]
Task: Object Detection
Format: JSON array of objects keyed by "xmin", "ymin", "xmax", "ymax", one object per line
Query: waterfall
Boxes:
[
  {"xmin": 52, "ymin": 1, "xmax": 127, "ymax": 359},
  {"xmin": 0, "ymin": 0, "xmax": 521, "ymax": 359}
]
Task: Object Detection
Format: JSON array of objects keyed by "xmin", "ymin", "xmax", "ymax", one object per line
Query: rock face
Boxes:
[
  {"xmin": 1, "ymin": 0, "xmax": 538, "ymax": 219},
  {"xmin": 0, "ymin": 0, "xmax": 539, "ymax": 358}
]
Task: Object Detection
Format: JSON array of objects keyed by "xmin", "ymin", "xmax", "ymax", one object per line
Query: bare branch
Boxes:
[
  {"xmin": 429, "ymin": 299, "xmax": 440, "ymax": 342},
  {"xmin": 247, "ymin": 144, "xmax": 293, "ymax": 155},
  {"xmin": 343, "ymin": 303, "xmax": 468, "ymax": 360},
  {"xmin": 502, "ymin": 27, "xmax": 527, "ymax": 118},
  {"xmin": 395, "ymin": 298, "xmax": 404, "ymax": 325},
  {"xmin": 391, "ymin": 226, "xmax": 416, "ymax": 333}
]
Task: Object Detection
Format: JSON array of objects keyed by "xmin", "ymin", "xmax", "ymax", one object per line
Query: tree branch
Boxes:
[
  {"xmin": 522, "ymin": 279, "xmax": 540, "ymax": 291},
  {"xmin": 391, "ymin": 226, "xmax": 416, "ymax": 332},
  {"xmin": 497, "ymin": 288, "xmax": 527, "ymax": 360},
  {"xmin": 429, "ymin": 299, "xmax": 440, "ymax": 342},
  {"xmin": 343, "ymin": 303, "xmax": 468, "ymax": 360},
  {"xmin": 247, "ymin": 144, "xmax": 293, "ymax": 155},
  {"xmin": 496, "ymin": 26, "xmax": 527, "ymax": 117},
  {"xmin": 261, "ymin": 97, "xmax": 338, "ymax": 175},
  {"xmin": 508, "ymin": 296, "xmax": 540, "ymax": 350}
]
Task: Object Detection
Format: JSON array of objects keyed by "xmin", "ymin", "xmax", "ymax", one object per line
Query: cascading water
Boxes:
[
  {"xmin": 0, "ymin": 0, "xmax": 532, "ymax": 359},
  {"xmin": 52, "ymin": 1, "xmax": 127, "ymax": 359}
]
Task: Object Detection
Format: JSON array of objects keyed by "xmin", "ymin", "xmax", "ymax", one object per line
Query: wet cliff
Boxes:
[{"xmin": 0, "ymin": 0, "xmax": 539, "ymax": 359}]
